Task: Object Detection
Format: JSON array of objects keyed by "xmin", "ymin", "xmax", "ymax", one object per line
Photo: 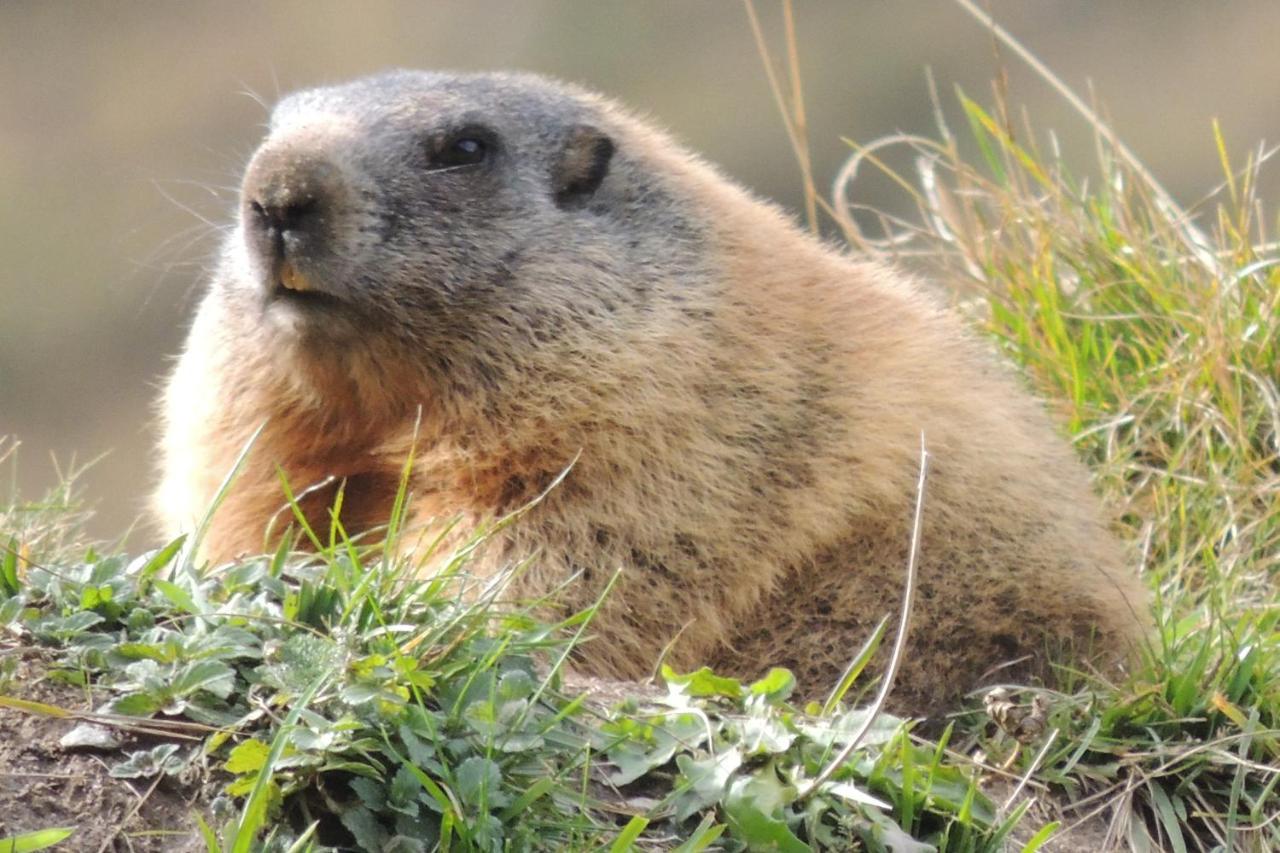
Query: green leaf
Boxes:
[
  {"xmin": 605, "ymin": 712, "xmax": 708, "ymax": 786},
  {"xmin": 671, "ymin": 814, "xmax": 726, "ymax": 853},
  {"xmin": 124, "ymin": 607, "xmax": 155, "ymax": 633},
  {"xmin": 86, "ymin": 556, "xmax": 125, "ymax": 586},
  {"xmin": 105, "ymin": 692, "xmax": 162, "ymax": 717},
  {"xmin": 132, "ymin": 536, "xmax": 186, "ymax": 588},
  {"xmin": 1148, "ymin": 781, "xmax": 1189, "ymax": 853},
  {"xmin": 455, "ymin": 756, "xmax": 509, "ymax": 810},
  {"xmin": 109, "ymin": 743, "xmax": 183, "ymax": 778},
  {"xmin": 388, "ymin": 764, "xmax": 423, "ymax": 817},
  {"xmin": 463, "ymin": 699, "xmax": 500, "ymax": 738},
  {"xmin": 1018, "ymin": 820, "xmax": 1060, "ymax": 852},
  {"xmin": 153, "ymin": 579, "xmax": 200, "ymax": 615},
  {"xmin": 959, "ymin": 92, "xmax": 1007, "ymax": 185},
  {"xmin": 498, "ymin": 776, "xmax": 554, "ymax": 821},
  {"xmin": 821, "ymin": 780, "xmax": 891, "ymax": 811},
  {"xmin": 673, "ymin": 748, "xmax": 743, "ymax": 821},
  {"xmin": 225, "ymin": 738, "xmax": 270, "ymax": 774},
  {"xmin": 398, "ymin": 761, "xmax": 456, "ymax": 818},
  {"xmin": 350, "ymin": 777, "xmax": 387, "ymax": 811},
  {"xmin": 865, "ymin": 811, "xmax": 935, "ymax": 853},
  {"xmin": 662, "ymin": 665, "xmax": 742, "ymax": 699},
  {"xmin": 339, "ymin": 806, "xmax": 387, "ymax": 852},
  {"xmin": 398, "ymin": 725, "xmax": 444, "ymax": 774},
  {"xmin": 79, "ymin": 584, "xmax": 116, "ymax": 612},
  {"xmin": 800, "ymin": 706, "xmax": 903, "ymax": 750},
  {"xmin": 748, "ymin": 668, "xmax": 796, "ymax": 703},
  {"xmin": 609, "ymin": 816, "xmax": 649, "ymax": 852},
  {"xmin": 46, "ymin": 610, "xmax": 104, "ymax": 636},
  {"xmin": 0, "ymin": 538, "xmax": 20, "ymax": 597},
  {"xmin": 289, "ymin": 725, "xmax": 338, "ymax": 752},
  {"xmin": 607, "ymin": 738, "xmax": 663, "ymax": 787},
  {"xmin": 740, "ymin": 714, "xmax": 794, "ymax": 755},
  {"xmin": 0, "ymin": 828, "xmax": 77, "ymax": 853},
  {"xmin": 172, "ymin": 660, "xmax": 236, "ymax": 699},
  {"xmin": 722, "ymin": 771, "xmax": 807, "ymax": 853},
  {"xmin": 0, "ymin": 596, "xmax": 24, "ymax": 626},
  {"xmin": 340, "ymin": 683, "xmax": 384, "ymax": 705},
  {"xmin": 263, "ymin": 633, "xmax": 342, "ymax": 695},
  {"xmin": 113, "ymin": 642, "xmax": 175, "ymax": 663},
  {"xmin": 497, "ymin": 669, "xmax": 535, "ymax": 701},
  {"xmin": 193, "ymin": 814, "xmax": 219, "ymax": 852}
]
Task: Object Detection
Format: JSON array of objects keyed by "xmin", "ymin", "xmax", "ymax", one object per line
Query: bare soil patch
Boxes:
[{"xmin": 0, "ymin": 652, "xmax": 209, "ymax": 852}]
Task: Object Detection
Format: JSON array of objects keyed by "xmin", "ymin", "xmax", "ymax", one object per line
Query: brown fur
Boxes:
[{"xmin": 156, "ymin": 71, "xmax": 1147, "ymax": 714}]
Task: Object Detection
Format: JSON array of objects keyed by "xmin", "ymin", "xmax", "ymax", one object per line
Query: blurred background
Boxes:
[{"xmin": 3, "ymin": 1, "xmax": 1278, "ymax": 543}]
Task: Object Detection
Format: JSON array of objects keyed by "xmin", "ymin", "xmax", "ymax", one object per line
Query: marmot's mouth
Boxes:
[
  {"xmin": 270, "ymin": 282, "xmax": 342, "ymax": 309},
  {"xmin": 266, "ymin": 259, "xmax": 343, "ymax": 308}
]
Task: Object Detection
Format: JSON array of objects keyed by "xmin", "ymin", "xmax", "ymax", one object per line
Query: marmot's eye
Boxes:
[{"xmin": 432, "ymin": 135, "xmax": 489, "ymax": 169}]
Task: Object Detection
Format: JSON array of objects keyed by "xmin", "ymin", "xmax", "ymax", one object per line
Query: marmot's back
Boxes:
[{"xmin": 155, "ymin": 70, "xmax": 1147, "ymax": 714}]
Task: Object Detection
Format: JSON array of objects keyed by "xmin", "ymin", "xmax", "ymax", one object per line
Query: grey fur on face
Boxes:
[{"xmin": 230, "ymin": 70, "xmax": 709, "ymax": 391}]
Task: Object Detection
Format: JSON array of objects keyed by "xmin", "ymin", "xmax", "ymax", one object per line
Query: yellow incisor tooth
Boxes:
[{"xmin": 279, "ymin": 262, "xmax": 310, "ymax": 292}]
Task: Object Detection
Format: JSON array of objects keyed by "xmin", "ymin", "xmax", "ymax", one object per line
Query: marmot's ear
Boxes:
[{"xmin": 553, "ymin": 125, "xmax": 614, "ymax": 209}]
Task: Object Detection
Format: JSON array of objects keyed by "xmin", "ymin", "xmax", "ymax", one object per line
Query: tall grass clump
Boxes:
[
  {"xmin": 743, "ymin": 2, "xmax": 1277, "ymax": 845},
  {"xmin": 825, "ymin": 65, "xmax": 1279, "ymax": 853}
]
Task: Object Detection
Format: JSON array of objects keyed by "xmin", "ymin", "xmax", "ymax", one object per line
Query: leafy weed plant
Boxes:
[{"xmin": 1, "ymin": 458, "xmax": 1023, "ymax": 851}]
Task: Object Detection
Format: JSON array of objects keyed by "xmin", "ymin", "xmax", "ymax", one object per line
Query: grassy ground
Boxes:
[{"xmin": 2, "ymin": 17, "xmax": 1278, "ymax": 853}]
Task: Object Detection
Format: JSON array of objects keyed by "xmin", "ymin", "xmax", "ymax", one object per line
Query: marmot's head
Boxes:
[{"xmin": 224, "ymin": 70, "xmax": 707, "ymax": 395}]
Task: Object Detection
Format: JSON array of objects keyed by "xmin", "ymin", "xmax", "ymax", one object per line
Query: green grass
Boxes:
[
  {"xmin": 755, "ymin": 2, "xmax": 1277, "ymax": 842},
  {"xmin": 3, "ymin": 28, "xmax": 1280, "ymax": 851},
  {"xmin": 0, "ymin": 459, "xmax": 1024, "ymax": 851},
  {"xmin": 942, "ymin": 89, "xmax": 1275, "ymax": 848},
  {"xmin": 826, "ymin": 84, "xmax": 1279, "ymax": 850}
]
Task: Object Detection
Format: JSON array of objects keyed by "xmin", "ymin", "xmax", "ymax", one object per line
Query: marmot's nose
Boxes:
[
  {"xmin": 248, "ymin": 196, "xmax": 318, "ymax": 239},
  {"xmin": 241, "ymin": 141, "xmax": 345, "ymax": 267}
]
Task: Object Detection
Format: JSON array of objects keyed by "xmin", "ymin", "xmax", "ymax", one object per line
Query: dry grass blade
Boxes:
[
  {"xmin": 743, "ymin": 0, "xmax": 819, "ymax": 234},
  {"xmin": 801, "ymin": 435, "xmax": 929, "ymax": 800},
  {"xmin": 949, "ymin": 0, "xmax": 1221, "ymax": 277}
]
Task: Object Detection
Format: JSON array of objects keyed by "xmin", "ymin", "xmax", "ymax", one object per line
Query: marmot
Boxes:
[{"xmin": 155, "ymin": 70, "xmax": 1146, "ymax": 713}]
